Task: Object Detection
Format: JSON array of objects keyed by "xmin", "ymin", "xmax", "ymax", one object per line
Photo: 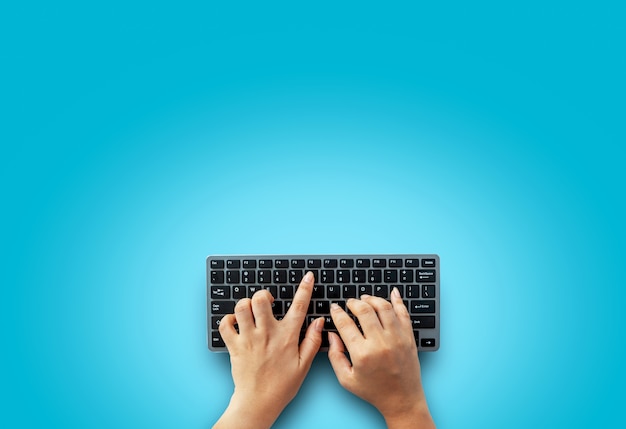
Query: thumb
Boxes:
[
  {"xmin": 327, "ymin": 332, "xmax": 353, "ymax": 387},
  {"xmin": 299, "ymin": 317, "xmax": 323, "ymax": 368}
]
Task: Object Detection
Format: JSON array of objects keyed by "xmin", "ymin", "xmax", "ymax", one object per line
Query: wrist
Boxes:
[
  {"xmin": 214, "ymin": 392, "xmax": 283, "ymax": 429},
  {"xmin": 382, "ymin": 399, "xmax": 435, "ymax": 429}
]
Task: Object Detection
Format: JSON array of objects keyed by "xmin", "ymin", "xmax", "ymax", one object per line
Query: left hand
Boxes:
[{"xmin": 213, "ymin": 271, "xmax": 323, "ymax": 429}]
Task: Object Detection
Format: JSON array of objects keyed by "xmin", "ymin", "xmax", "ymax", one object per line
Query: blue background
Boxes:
[{"xmin": 1, "ymin": 1, "xmax": 625, "ymax": 428}]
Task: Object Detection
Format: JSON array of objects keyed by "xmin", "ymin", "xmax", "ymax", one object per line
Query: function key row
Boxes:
[
  {"xmin": 210, "ymin": 269, "xmax": 436, "ymax": 284},
  {"xmin": 210, "ymin": 258, "xmax": 436, "ymax": 269}
]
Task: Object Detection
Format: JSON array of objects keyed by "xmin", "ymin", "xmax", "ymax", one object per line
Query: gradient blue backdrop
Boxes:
[{"xmin": 1, "ymin": 1, "xmax": 624, "ymax": 428}]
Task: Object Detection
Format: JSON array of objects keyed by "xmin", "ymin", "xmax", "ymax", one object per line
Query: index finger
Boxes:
[{"xmin": 284, "ymin": 271, "xmax": 314, "ymax": 328}]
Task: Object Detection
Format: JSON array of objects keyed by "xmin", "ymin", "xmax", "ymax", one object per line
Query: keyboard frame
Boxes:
[{"xmin": 206, "ymin": 254, "xmax": 440, "ymax": 352}]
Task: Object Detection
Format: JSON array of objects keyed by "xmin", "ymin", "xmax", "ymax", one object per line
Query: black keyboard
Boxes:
[{"xmin": 207, "ymin": 254, "xmax": 440, "ymax": 352}]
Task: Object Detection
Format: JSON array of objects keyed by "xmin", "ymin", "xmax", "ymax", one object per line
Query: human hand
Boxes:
[
  {"xmin": 328, "ymin": 288, "xmax": 436, "ymax": 429},
  {"xmin": 213, "ymin": 271, "xmax": 323, "ymax": 429}
]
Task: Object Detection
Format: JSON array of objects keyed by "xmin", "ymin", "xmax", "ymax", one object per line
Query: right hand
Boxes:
[{"xmin": 327, "ymin": 288, "xmax": 436, "ymax": 428}]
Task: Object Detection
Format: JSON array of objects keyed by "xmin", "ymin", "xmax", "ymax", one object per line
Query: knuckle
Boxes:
[{"xmin": 235, "ymin": 298, "xmax": 251, "ymax": 312}]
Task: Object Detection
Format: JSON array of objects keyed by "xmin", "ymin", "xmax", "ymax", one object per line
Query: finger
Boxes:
[
  {"xmin": 327, "ymin": 332, "xmax": 353, "ymax": 389},
  {"xmin": 360, "ymin": 295, "xmax": 399, "ymax": 330},
  {"xmin": 285, "ymin": 271, "xmax": 314, "ymax": 328},
  {"xmin": 346, "ymin": 297, "xmax": 383, "ymax": 336},
  {"xmin": 390, "ymin": 287, "xmax": 412, "ymax": 327},
  {"xmin": 250, "ymin": 289, "xmax": 276, "ymax": 329},
  {"xmin": 330, "ymin": 303, "xmax": 363, "ymax": 350},
  {"xmin": 218, "ymin": 314, "xmax": 238, "ymax": 345},
  {"xmin": 299, "ymin": 317, "xmax": 323, "ymax": 369},
  {"xmin": 234, "ymin": 298, "xmax": 255, "ymax": 333}
]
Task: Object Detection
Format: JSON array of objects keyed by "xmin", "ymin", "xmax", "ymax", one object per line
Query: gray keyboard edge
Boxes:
[{"xmin": 207, "ymin": 254, "xmax": 440, "ymax": 352}]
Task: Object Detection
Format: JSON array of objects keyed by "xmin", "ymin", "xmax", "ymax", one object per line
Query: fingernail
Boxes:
[
  {"xmin": 360, "ymin": 294, "xmax": 370, "ymax": 299},
  {"xmin": 330, "ymin": 303, "xmax": 340, "ymax": 311},
  {"xmin": 304, "ymin": 271, "xmax": 313, "ymax": 283},
  {"xmin": 391, "ymin": 287, "xmax": 400, "ymax": 298},
  {"xmin": 315, "ymin": 317, "xmax": 324, "ymax": 332}
]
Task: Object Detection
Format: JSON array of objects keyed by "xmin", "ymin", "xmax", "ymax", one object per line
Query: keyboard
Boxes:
[{"xmin": 207, "ymin": 254, "xmax": 440, "ymax": 352}]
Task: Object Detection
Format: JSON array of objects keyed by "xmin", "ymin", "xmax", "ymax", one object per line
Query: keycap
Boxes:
[
  {"xmin": 410, "ymin": 316, "xmax": 435, "ymax": 329},
  {"xmin": 227, "ymin": 260, "xmax": 240, "ymax": 269},
  {"xmin": 421, "ymin": 259, "xmax": 436, "ymax": 267},
  {"xmin": 291, "ymin": 259, "xmax": 305, "ymax": 268},
  {"xmin": 405, "ymin": 259, "xmax": 419, "ymax": 267},
  {"xmin": 243, "ymin": 260, "xmax": 257, "ymax": 269},
  {"xmin": 417, "ymin": 270, "xmax": 436, "ymax": 282},
  {"xmin": 356, "ymin": 259, "xmax": 370, "ymax": 267},
  {"xmin": 307, "ymin": 259, "xmax": 322, "ymax": 268},
  {"xmin": 410, "ymin": 300, "xmax": 436, "ymax": 313},
  {"xmin": 210, "ymin": 260, "xmax": 224, "ymax": 268},
  {"xmin": 211, "ymin": 301, "xmax": 235, "ymax": 314},
  {"xmin": 340, "ymin": 259, "xmax": 354, "ymax": 268},
  {"xmin": 324, "ymin": 259, "xmax": 338, "ymax": 268}
]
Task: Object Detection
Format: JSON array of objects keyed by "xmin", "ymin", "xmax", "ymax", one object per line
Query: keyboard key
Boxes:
[
  {"xmin": 384, "ymin": 269, "xmax": 398, "ymax": 282},
  {"xmin": 211, "ymin": 301, "xmax": 235, "ymax": 314},
  {"xmin": 400, "ymin": 269, "xmax": 414, "ymax": 283},
  {"xmin": 337, "ymin": 270, "xmax": 350, "ymax": 283},
  {"xmin": 372, "ymin": 258, "xmax": 386, "ymax": 267},
  {"xmin": 242, "ymin": 270, "xmax": 255, "ymax": 283},
  {"xmin": 324, "ymin": 259, "xmax": 338, "ymax": 268},
  {"xmin": 226, "ymin": 270, "xmax": 240, "ymax": 284},
  {"xmin": 233, "ymin": 286, "xmax": 246, "ymax": 299},
  {"xmin": 320, "ymin": 270, "xmax": 335, "ymax": 283},
  {"xmin": 421, "ymin": 338, "xmax": 436, "ymax": 347},
  {"xmin": 407, "ymin": 285, "xmax": 420, "ymax": 298},
  {"xmin": 352, "ymin": 269, "xmax": 366, "ymax": 283},
  {"xmin": 247, "ymin": 285, "xmax": 262, "ymax": 296},
  {"xmin": 389, "ymin": 259, "xmax": 402, "ymax": 267},
  {"xmin": 307, "ymin": 259, "xmax": 322, "ymax": 268},
  {"xmin": 315, "ymin": 301, "xmax": 330, "ymax": 314},
  {"xmin": 275, "ymin": 259, "xmax": 289, "ymax": 268},
  {"xmin": 410, "ymin": 300, "xmax": 436, "ymax": 313},
  {"xmin": 327, "ymin": 285, "xmax": 340, "ymax": 298},
  {"xmin": 211, "ymin": 271, "xmax": 224, "ymax": 284},
  {"xmin": 421, "ymin": 259, "xmax": 436, "ymax": 267},
  {"xmin": 343, "ymin": 285, "xmax": 357, "ymax": 298},
  {"xmin": 422, "ymin": 284, "xmax": 435, "ymax": 298},
  {"xmin": 211, "ymin": 286, "xmax": 230, "ymax": 299},
  {"xmin": 243, "ymin": 260, "xmax": 257, "ymax": 269},
  {"xmin": 258, "ymin": 270, "xmax": 271, "ymax": 283},
  {"xmin": 211, "ymin": 316, "xmax": 222, "ymax": 329},
  {"xmin": 264, "ymin": 285, "xmax": 277, "ymax": 297},
  {"xmin": 368, "ymin": 269, "xmax": 382, "ymax": 283},
  {"xmin": 227, "ymin": 260, "xmax": 240, "ymax": 269},
  {"xmin": 405, "ymin": 259, "xmax": 419, "ymax": 267},
  {"xmin": 373, "ymin": 284, "xmax": 388, "ymax": 298},
  {"xmin": 274, "ymin": 270, "xmax": 287, "ymax": 283},
  {"xmin": 340, "ymin": 259, "xmax": 354, "ymax": 268},
  {"xmin": 356, "ymin": 259, "xmax": 370, "ymax": 267},
  {"xmin": 417, "ymin": 270, "xmax": 436, "ymax": 282},
  {"xmin": 289, "ymin": 270, "xmax": 304, "ymax": 283},
  {"xmin": 272, "ymin": 301, "xmax": 283, "ymax": 315},
  {"xmin": 279, "ymin": 285, "xmax": 294, "ymax": 299},
  {"xmin": 410, "ymin": 316, "xmax": 435, "ymax": 329},
  {"xmin": 210, "ymin": 260, "xmax": 224, "ymax": 269},
  {"xmin": 259, "ymin": 259, "xmax": 272, "ymax": 268},
  {"xmin": 358, "ymin": 285, "xmax": 372, "ymax": 296},
  {"xmin": 312, "ymin": 285, "xmax": 324, "ymax": 298},
  {"xmin": 291, "ymin": 259, "xmax": 305, "ymax": 268},
  {"xmin": 211, "ymin": 331, "xmax": 225, "ymax": 348}
]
